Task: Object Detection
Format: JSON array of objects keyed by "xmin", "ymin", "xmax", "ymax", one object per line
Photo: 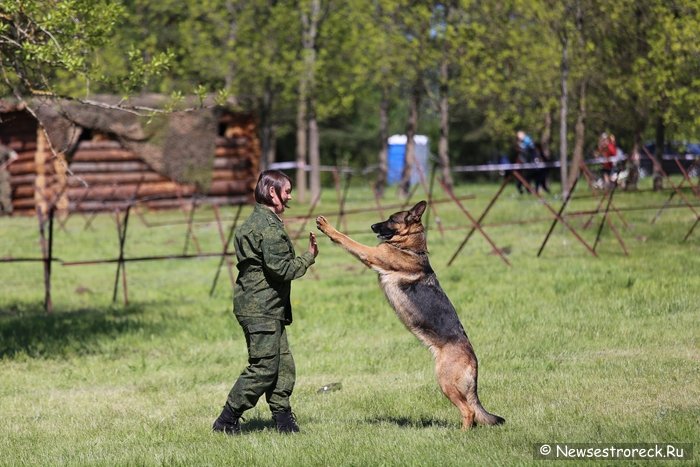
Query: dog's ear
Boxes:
[{"xmin": 408, "ymin": 201, "xmax": 427, "ymax": 222}]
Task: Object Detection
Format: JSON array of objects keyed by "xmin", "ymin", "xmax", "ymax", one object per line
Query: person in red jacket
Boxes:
[{"xmin": 598, "ymin": 132, "xmax": 617, "ymax": 189}]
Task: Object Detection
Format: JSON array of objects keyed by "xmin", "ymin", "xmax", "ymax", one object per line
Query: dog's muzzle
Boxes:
[{"xmin": 371, "ymin": 222, "xmax": 395, "ymax": 240}]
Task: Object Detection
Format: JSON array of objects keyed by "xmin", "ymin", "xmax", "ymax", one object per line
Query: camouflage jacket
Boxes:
[{"xmin": 233, "ymin": 203, "xmax": 315, "ymax": 324}]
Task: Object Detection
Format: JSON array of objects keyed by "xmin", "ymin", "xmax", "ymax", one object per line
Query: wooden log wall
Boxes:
[
  {"xmin": 2, "ymin": 110, "xmax": 42, "ymax": 214},
  {"xmin": 2, "ymin": 110, "xmax": 260, "ymax": 215}
]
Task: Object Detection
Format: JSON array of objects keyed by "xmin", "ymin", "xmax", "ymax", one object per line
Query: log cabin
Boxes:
[{"xmin": 0, "ymin": 96, "xmax": 260, "ymax": 215}]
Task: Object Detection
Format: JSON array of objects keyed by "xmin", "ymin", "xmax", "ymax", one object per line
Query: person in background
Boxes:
[
  {"xmin": 598, "ymin": 132, "xmax": 617, "ymax": 189},
  {"xmin": 514, "ymin": 130, "xmax": 537, "ymax": 194},
  {"xmin": 532, "ymin": 142, "xmax": 551, "ymax": 195},
  {"xmin": 212, "ymin": 170, "xmax": 319, "ymax": 435}
]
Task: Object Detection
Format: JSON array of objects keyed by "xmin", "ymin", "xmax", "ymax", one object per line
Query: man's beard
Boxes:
[{"xmin": 276, "ymin": 188, "xmax": 290, "ymax": 208}]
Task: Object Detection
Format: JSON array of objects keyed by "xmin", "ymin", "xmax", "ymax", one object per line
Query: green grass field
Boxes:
[{"xmin": 1, "ymin": 179, "xmax": 698, "ymax": 466}]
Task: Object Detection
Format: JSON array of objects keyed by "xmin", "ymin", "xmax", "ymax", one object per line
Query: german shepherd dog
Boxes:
[{"xmin": 316, "ymin": 201, "xmax": 504, "ymax": 429}]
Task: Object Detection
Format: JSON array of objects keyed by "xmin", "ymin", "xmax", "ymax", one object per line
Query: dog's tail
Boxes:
[{"xmin": 473, "ymin": 399, "xmax": 505, "ymax": 426}]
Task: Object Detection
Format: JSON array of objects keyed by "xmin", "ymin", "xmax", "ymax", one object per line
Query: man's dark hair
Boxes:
[{"xmin": 255, "ymin": 170, "xmax": 292, "ymax": 206}]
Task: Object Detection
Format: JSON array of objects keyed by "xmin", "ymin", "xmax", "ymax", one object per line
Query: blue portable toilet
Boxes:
[{"xmin": 387, "ymin": 134, "xmax": 429, "ymax": 185}]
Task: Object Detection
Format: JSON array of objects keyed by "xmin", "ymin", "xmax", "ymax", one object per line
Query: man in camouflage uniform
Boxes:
[
  {"xmin": 213, "ymin": 170, "xmax": 318, "ymax": 435},
  {"xmin": 0, "ymin": 144, "xmax": 18, "ymax": 215}
]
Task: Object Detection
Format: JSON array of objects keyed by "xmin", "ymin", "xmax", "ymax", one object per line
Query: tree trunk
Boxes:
[
  {"xmin": 307, "ymin": 0, "xmax": 321, "ymax": 202},
  {"xmin": 540, "ymin": 107, "xmax": 553, "ymax": 159},
  {"xmin": 438, "ymin": 57, "xmax": 453, "ymax": 189},
  {"xmin": 399, "ymin": 84, "xmax": 420, "ymax": 198},
  {"xmin": 567, "ymin": 80, "xmax": 587, "ymax": 191},
  {"xmin": 375, "ymin": 92, "xmax": 389, "ymax": 197},
  {"xmin": 296, "ymin": 0, "xmax": 321, "ymax": 203},
  {"xmin": 295, "ymin": 88, "xmax": 307, "ymax": 202},
  {"xmin": 224, "ymin": 0, "xmax": 239, "ymax": 107},
  {"xmin": 263, "ymin": 125, "xmax": 275, "ymax": 169},
  {"xmin": 566, "ymin": 0, "xmax": 588, "ymax": 193},
  {"xmin": 653, "ymin": 115, "xmax": 664, "ymax": 191},
  {"xmin": 625, "ymin": 132, "xmax": 641, "ymax": 191},
  {"xmin": 559, "ymin": 32, "xmax": 569, "ymax": 197},
  {"xmin": 308, "ymin": 103, "xmax": 320, "ymax": 203},
  {"xmin": 260, "ymin": 83, "xmax": 276, "ymax": 169}
]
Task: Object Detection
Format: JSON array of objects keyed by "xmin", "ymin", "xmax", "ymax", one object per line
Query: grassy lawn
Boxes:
[{"xmin": 0, "ymin": 178, "xmax": 698, "ymax": 466}]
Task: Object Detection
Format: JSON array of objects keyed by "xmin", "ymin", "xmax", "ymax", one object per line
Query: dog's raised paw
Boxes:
[{"xmin": 316, "ymin": 215, "xmax": 329, "ymax": 232}]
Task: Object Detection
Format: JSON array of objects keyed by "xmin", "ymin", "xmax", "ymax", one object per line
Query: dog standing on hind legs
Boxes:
[{"xmin": 316, "ymin": 201, "xmax": 504, "ymax": 430}]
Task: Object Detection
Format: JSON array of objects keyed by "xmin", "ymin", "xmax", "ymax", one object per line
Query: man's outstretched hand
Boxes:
[{"xmin": 308, "ymin": 232, "xmax": 318, "ymax": 257}]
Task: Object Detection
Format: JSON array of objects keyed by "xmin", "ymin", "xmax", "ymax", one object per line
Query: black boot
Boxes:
[
  {"xmin": 212, "ymin": 404, "xmax": 242, "ymax": 435},
  {"xmin": 272, "ymin": 410, "xmax": 300, "ymax": 433}
]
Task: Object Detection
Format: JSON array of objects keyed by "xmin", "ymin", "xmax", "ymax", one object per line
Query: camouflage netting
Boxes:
[{"xmin": 29, "ymin": 95, "xmax": 220, "ymax": 190}]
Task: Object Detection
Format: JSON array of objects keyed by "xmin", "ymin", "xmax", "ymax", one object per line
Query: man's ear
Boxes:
[{"xmin": 408, "ymin": 201, "xmax": 427, "ymax": 221}]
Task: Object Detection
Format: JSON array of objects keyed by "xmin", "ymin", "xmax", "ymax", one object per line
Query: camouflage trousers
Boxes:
[{"xmin": 226, "ymin": 317, "xmax": 295, "ymax": 414}]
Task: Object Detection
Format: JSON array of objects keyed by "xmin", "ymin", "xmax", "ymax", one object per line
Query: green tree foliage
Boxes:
[
  {"xmin": 227, "ymin": 1, "xmax": 302, "ymax": 164},
  {"xmin": 595, "ymin": 1, "xmax": 700, "ymax": 140},
  {"xmin": 451, "ymin": 1, "xmax": 560, "ymax": 150},
  {"xmin": 0, "ymin": 0, "xmax": 171, "ymax": 98},
  {"xmin": 3, "ymin": 0, "xmax": 699, "ymax": 193}
]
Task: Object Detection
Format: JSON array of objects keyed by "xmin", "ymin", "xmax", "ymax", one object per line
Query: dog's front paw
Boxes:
[
  {"xmin": 316, "ymin": 215, "xmax": 329, "ymax": 233},
  {"xmin": 316, "ymin": 215, "xmax": 335, "ymax": 236}
]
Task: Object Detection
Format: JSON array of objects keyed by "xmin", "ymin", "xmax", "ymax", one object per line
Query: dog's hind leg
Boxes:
[
  {"xmin": 438, "ymin": 343, "xmax": 506, "ymax": 428},
  {"xmin": 434, "ymin": 344, "xmax": 478, "ymax": 430}
]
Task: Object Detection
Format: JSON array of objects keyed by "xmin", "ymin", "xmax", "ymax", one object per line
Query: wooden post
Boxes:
[
  {"xmin": 417, "ymin": 161, "xmax": 444, "ymax": 241},
  {"xmin": 337, "ymin": 171, "xmax": 352, "ymax": 232},
  {"xmin": 593, "ymin": 183, "xmax": 617, "ymax": 253},
  {"xmin": 538, "ymin": 176, "xmax": 579, "ymax": 257},
  {"xmin": 448, "ymin": 175, "xmax": 511, "ymax": 266},
  {"xmin": 37, "ymin": 207, "xmax": 55, "ymax": 313},
  {"xmin": 212, "ymin": 205, "xmax": 236, "ymax": 289},
  {"xmin": 35, "ymin": 127, "xmax": 48, "ymax": 217},
  {"xmin": 684, "ymin": 218, "xmax": 699, "ymax": 241},
  {"xmin": 372, "ymin": 184, "xmax": 385, "ymax": 221},
  {"xmin": 53, "ymin": 152, "xmax": 69, "ymax": 217},
  {"xmin": 210, "ymin": 204, "xmax": 243, "ymax": 296},
  {"xmin": 112, "ymin": 207, "xmax": 131, "ymax": 304},
  {"xmin": 292, "ymin": 191, "xmax": 322, "ymax": 242},
  {"xmin": 438, "ymin": 178, "xmax": 511, "ymax": 267},
  {"xmin": 513, "ymin": 170, "xmax": 597, "ymax": 258}
]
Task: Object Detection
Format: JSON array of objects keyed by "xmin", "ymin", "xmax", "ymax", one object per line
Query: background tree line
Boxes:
[{"xmin": 2, "ymin": 0, "xmax": 699, "ymax": 200}]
